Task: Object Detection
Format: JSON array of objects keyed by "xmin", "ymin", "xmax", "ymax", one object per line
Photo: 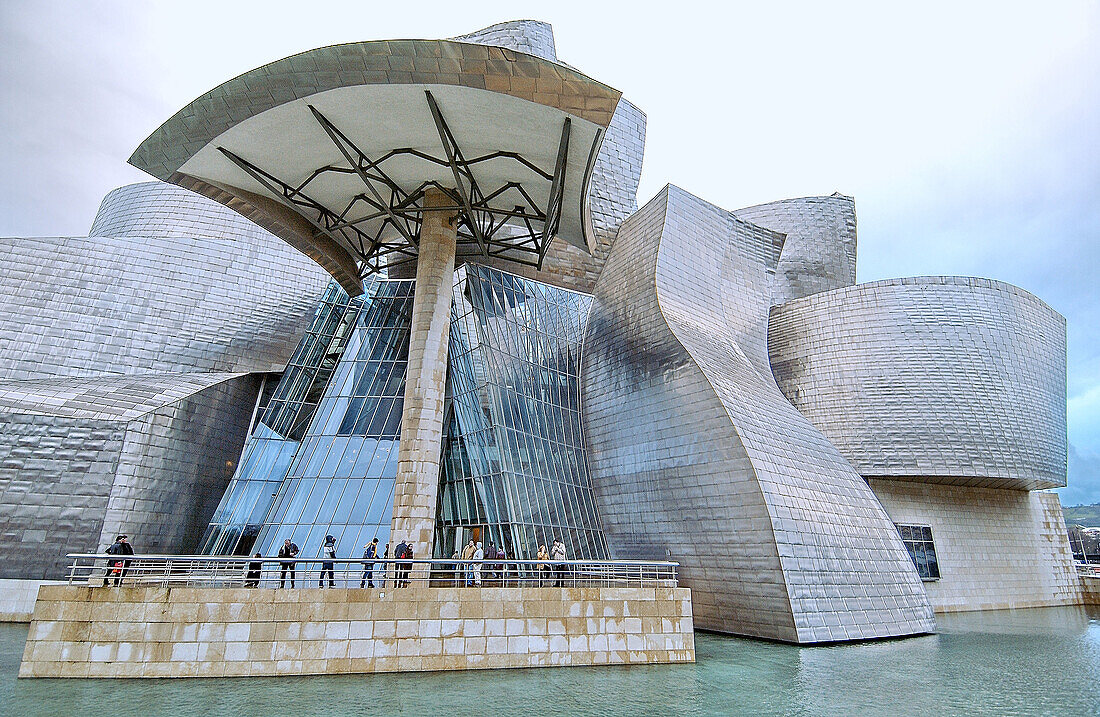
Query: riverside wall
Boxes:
[{"xmin": 19, "ymin": 584, "xmax": 694, "ymax": 678}]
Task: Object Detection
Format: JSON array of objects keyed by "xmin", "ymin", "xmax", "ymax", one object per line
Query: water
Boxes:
[{"xmin": 2, "ymin": 606, "xmax": 1098, "ymax": 716}]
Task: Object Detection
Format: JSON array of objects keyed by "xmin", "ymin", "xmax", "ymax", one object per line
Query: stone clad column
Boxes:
[{"xmin": 390, "ymin": 187, "xmax": 456, "ymax": 558}]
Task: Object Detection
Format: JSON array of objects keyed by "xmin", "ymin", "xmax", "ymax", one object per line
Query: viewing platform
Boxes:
[{"xmin": 19, "ymin": 555, "xmax": 693, "ymax": 678}]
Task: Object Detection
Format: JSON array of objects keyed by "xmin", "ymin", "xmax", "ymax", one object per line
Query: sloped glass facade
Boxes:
[
  {"xmin": 435, "ymin": 265, "xmax": 608, "ymax": 561},
  {"xmin": 200, "ymin": 282, "xmax": 365, "ymax": 555},
  {"xmin": 203, "ymin": 266, "xmax": 607, "ymax": 563},
  {"xmin": 250, "ymin": 280, "xmax": 413, "ymax": 560}
]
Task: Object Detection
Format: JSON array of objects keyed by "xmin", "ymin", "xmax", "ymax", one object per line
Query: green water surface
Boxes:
[{"xmin": 2, "ymin": 605, "xmax": 1098, "ymax": 716}]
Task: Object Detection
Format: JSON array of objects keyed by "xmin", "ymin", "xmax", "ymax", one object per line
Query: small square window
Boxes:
[{"xmin": 896, "ymin": 524, "xmax": 940, "ymax": 580}]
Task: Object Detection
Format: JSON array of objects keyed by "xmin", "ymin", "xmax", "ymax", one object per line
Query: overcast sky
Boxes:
[{"xmin": 2, "ymin": 1, "xmax": 1098, "ymax": 503}]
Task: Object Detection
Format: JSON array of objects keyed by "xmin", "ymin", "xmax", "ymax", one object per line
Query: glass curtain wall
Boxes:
[
  {"xmin": 436, "ymin": 264, "xmax": 608, "ymax": 561},
  {"xmin": 251, "ymin": 280, "xmax": 414, "ymax": 562},
  {"xmin": 200, "ymin": 281, "xmax": 366, "ymax": 555}
]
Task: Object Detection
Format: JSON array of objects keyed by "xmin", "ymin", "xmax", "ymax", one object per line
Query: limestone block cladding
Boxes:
[
  {"xmin": 19, "ymin": 585, "xmax": 694, "ymax": 678},
  {"xmin": 582, "ymin": 185, "xmax": 935, "ymax": 643},
  {"xmin": 869, "ymin": 480, "xmax": 1083, "ymax": 612},
  {"xmin": 768, "ymin": 277, "xmax": 1067, "ymax": 490},
  {"xmin": 391, "ymin": 189, "xmax": 457, "ymax": 557}
]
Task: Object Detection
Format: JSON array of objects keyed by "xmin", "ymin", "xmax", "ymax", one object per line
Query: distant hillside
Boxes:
[{"xmin": 1063, "ymin": 503, "xmax": 1100, "ymax": 528}]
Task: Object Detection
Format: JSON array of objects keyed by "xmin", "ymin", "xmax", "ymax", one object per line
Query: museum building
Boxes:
[{"xmin": 0, "ymin": 20, "xmax": 1084, "ymax": 643}]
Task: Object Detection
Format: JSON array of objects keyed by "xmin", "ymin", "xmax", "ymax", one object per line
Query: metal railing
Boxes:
[
  {"xmin": 1076, "ymin": 562, "xmax": 1100, "ymax": 578},
  {"xmin": 67, "ymin": 554, "xmax": 679, "ymax": 589}
]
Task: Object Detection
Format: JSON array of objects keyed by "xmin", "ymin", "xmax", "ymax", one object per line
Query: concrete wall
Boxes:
[
  {"xmin": 20, "ymin": 585, "xmax": 694, "ymax": 678},
  {"xmin": 869, "ymin": 480, "xmax": 1082, "ymax": 612}
]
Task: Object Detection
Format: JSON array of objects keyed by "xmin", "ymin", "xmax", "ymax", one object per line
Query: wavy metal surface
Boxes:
[
  {"xmin": 769, "ymin": 277, "xmax": 1067, "ymax": 489},
  {"xmin": 0, "ymin": 183, "xmax": 329, "ymax": 381},
  {"xmin": 732, "ymin": 194, "xmax": 858, "ymax": 306},
  {"xmin": 583, "ymin": 185, "xmax": 934, "ymax": 643}
]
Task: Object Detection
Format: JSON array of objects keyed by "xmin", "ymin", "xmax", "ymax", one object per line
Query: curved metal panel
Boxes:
[
  {"xmin": 768, "ymin": 277, "xmax": 1068, "ymax": 489},
  {"xmin": 0, "ymin": 183, "xmax": 329, "ymax": 381},
  {"xmin": 583, "ymin": 185, "xmax": 934, "ymax": 643},
  {"xmin": 732, "ymin": 193, "xmax": 857, "ymax": 306}
]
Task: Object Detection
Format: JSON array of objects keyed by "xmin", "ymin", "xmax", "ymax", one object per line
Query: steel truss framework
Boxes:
[{"xmin": 217, "ymin": 91, "xmax": 573, "ymax": 279}]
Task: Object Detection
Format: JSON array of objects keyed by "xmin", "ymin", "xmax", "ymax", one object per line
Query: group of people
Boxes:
[
  {"xmin": 452, "ymin": 537, "xmax": 569, "ymax": 587},
  {"xmin": 103, "ymin": 531, "xmax": 572, "ymax": 589},
  {"xmin": 268, "ymin": 535, "xmax": 416, "ymax": 589}
]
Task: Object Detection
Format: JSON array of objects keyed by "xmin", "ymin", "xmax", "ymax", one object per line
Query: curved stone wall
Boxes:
[
  {"xmin": 583, "ymin": 185, "xmax": 934, "ymax": 643},
  {"xmin": 731, "ymin": 193, "xmax": 857, "ymax": 306},
  {"xmin": 768, "ymin": 277, "xmax": 1067, "ymax": 489}
]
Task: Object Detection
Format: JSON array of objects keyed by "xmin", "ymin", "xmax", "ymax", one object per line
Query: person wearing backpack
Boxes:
[
  {"xmin": 104, "ymin": 534, "xmax": 134, "ymax": 586},
  {"xmin": 394, "ymin": 539, "xmax": 409, "ymax": 587},
  {"xmin": 360, "ymin": 538, "xmax": 379, "ymax": 588}
]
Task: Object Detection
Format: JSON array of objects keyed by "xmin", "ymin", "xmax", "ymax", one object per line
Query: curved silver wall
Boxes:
[
  {"xmin": 768, "ymin": 277, "xmax": 1067, "ymax": 490},
  {"xmin": 582, "ymin": 185, "xmax": 934, "ymax": 643},
  {"xmin": 731, "ymin": 193, "xmax": 857, "ymax": 306},
  {"xmin": 0, "ymin": 182, "xmax": 329, "ymax": 381},
  {"xmin": 0, "ymin": 180, "xmax": 330, "ymax": 577},
  {"xmin": 89, "ymin": 181, "xmax": 286, "ymax": 245}
]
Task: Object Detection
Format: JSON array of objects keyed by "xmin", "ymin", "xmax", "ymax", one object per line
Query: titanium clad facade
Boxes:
[
  {"xmin": 0, "ymin": 182, "xmax": 329, "ymax": 381},
  {"xmin": 731, "ymin": 194, "xmax": 858, "ymax": 306},
  {"xmin": 0, "ymin": 373, "xmax": 258, "ymax": 578},
  {"xmin": 768, "ymin": 277, "xmax": 1068, "ymax": 489},
  {"xmin": 0, "ymin": 179, "xmax": 330, "ymax": 578},
  {"xmin": 582, "ymin": 185, "xmax": 935, "ymax": 642},
  {"xmin": 435, "ymin": 264, "xmax": 607, "ymax": 561}
]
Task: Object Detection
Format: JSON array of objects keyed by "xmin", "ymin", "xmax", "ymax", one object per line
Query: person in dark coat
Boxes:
[
  {"xmin": 394, "ymin": 539, "xmax": 411, "ymax": 588},
  {"xmin": 277, "ymin": 539, "xmax": 299, "ymax": 588},
  {"xmin": 104, "ymin": 535, "xmax": 135, "ymax": 586},
  {"xmin": 245, "ymin": 553, "xmax": 263, "ymax": 588}
]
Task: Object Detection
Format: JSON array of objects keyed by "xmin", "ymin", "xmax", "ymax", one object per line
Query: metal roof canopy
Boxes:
[{"xmin": 129, "ymin": 39, "xmax": 622, "ymax": 296}]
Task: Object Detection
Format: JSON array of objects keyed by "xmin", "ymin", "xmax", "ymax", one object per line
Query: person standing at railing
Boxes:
[
  {"xmin": 245, "ymin": 553, "xmax": 263, "ymax": 588},
  {"xmin": 278, "ymin": 539, "xmax": 299, "ymax": 588},
  {"xmin": 319, "ymin": 535, "xmax": 337, "ymax": 588},
  {"xmin": 472, "ymin": 541, "xmax": 484, "ymax": 586},
  {"xmin": 104, "ymin": 534, "xmax": 134, "ymax": 586},
  {"xmin": 360, "ymin": 538, "xmax": 379, "ymax": 589},
  {"xmin": 461, "ymin": 539, "xmax": 476, "ymax": 586},
  {"xmin": 551, "ymin": 538, "xmax": 567, "ymax": 587},
  {"xmin": 380, "ymin": 543, "xmax": 389, "ymax": 588},
  {"xmin": 536, "ymin": 544, "xmax": 550, "ymax": 587},
  {"xmin": 394, "ymin": 539, "xmax": 413, "ymax": 588}
]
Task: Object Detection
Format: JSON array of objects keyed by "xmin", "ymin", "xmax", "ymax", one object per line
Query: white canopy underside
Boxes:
[{"xmin": 178, "ymin": 83, "xmax": 603, "ymax": 255}]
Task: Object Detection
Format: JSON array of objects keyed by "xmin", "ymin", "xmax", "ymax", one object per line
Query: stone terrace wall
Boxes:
[
  {"xmin": 20, "ymin": 585, "xmax": 693, "ymax": 678},
  {"xmin": 1082, "ymin": 577, "xmax": 1100, "ymax": 606}
]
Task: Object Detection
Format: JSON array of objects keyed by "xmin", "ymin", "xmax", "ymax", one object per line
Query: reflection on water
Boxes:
[{"xmin": 2, "ymin": 605, "xmax": 1098, "ymax": 716}]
